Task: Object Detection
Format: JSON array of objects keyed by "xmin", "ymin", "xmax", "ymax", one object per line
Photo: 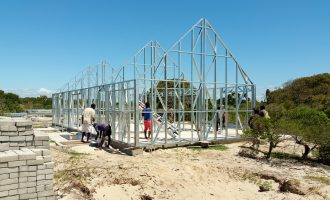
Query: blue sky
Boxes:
[{"xmin": 0, "ymin": 0, "xmax": 329, "ymax": 99}]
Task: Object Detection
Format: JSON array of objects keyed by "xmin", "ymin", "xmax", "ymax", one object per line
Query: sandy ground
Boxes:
[{"xmin": 50, "ymin": 139, "xmax": 330, "ymax": 200}]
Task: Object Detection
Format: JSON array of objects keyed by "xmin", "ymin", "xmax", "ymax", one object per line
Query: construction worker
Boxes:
[
  {"xmin": 259, "ymin": 105, "xmax": 270, "ymax": 119},
  {"xmin": 142, "ymin": 102, "xmax": 152, "ymax": 139},
  {"xmin": 81, "ymin": 103, "xmax": 96, "ymax": 142},
  {"xmin": 93, "ymin": 123, "xmax": 112, "ymax": 148}
]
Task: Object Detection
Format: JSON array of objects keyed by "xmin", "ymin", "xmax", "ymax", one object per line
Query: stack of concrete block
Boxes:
[
  {"xmin": 0, "ymin": 149, "xmax": 55, "ymax": 199},
  {"xmin": 0, "ymin": 119, "xmax": 50, "ymax": 151},
  {"xmin": 0, "ymin": 119, "xmax": 34, "ymax": 151},
  {"xmin": 32, "ymin": 132, "xmax": 50, "ymax": 150},
  {"xmin": 0, "ymin": 119, "xmax": 55, "ymax": 200}
]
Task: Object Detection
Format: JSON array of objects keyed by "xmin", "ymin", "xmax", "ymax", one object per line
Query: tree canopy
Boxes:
[
  {"xmin": 266, "ymin": 73, "xmax": 330, "ymax": 111},
  {"xmin": 0, "ymin": 90, "xmax": 52, "ymax": 115}
]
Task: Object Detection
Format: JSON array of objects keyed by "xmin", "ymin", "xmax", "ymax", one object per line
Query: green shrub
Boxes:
[
  {"xmin": 243, "ymin": 117, "xmax": 284, "ymax": 159},
  {"xmin": 284, "ymin": 107, "xmax": 330, "ymax": 160},
  {"xmin": 324, "ymin": 107, "xmax": 330, "ymax": 118},
  {"xmin": 270, "ymin": 152, "xmax": 300, "ymax": 160},
  {"xmin": 318, "ymin": 145, "xmax": 330, "ymax": 165}
]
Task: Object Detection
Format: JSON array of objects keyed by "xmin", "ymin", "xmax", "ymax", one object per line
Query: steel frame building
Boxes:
[{"xmin": 52, "ymin": 18, "xmax": 256, "ymax": 147}]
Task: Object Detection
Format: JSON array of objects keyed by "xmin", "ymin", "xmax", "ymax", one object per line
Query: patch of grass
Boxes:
[
  {"xmin": 65, "ymin": 150, "xmax": 89, "ymax": 158},
  {"xmin": 49, "ymin": 139, "xmax": 55, "ymax": 143},
  {"xmin": 54, "ymin": 167, "xmax": 91, "ymax": 184},
  {"xmin": 308, "ymin": 186, "xmax": 327, "ymax": 198},
  {"xmin": 311, "ymin": 149, "xmax": 320, "ymax": 158},
  {"xmin": 304, "ymin": 176, "xmax": 330, "ymax": 185},
  {"xmin": 209, "ymin": 145, "xmax": 228, "ymax": 151},
  {"xmin": 242, "ymin": 173, "xmax": 259, "ymax": 183},
  {"xmin": 270, "ymin": 152, "xmax": 300, "ymax": 160},
  {"xmin": 188, "ymin": 145, "xmax": 228, "ymax": 151},
  {"xmin": 258, "ymin": 180, "xmax": 272, "ymax": 192},
  {"xmin": 242, "ymin": 173, "xmax": 273, "ymax": 191}
]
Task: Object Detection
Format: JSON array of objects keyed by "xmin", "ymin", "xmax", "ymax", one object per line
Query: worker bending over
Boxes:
[{"xmin": 93, "ymin": 123, "xmax": 112, "ymax": 148}]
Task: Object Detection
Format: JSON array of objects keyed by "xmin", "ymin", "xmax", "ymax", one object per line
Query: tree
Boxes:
[
  {"xmin": 267, "ymin": 73, "xmax": 330, "ymax": 110},
  {"xmin": 243, "ymin": 116, "xmax": 285, "ymax": 159},
  {"xmin": 0, "ymin": 90, "xmax": 6, "ymax": 114},
  {"xmin": 243, "ymin": 104, "xmax": 289, "ymax": 158},
  {"xmin": 262, "ymin": 73, "xmax": 330, "ymax": 162},
  {"xmin": 283, "ymin": 107, "xmax": 330, "ymax": 159},
  {"xmin": 265, "ymin": 89, "xmax": 271, "ymax": 103},
  {"xmin": 0, "ymin": 89, "xmax": 52, "ymax": 114},
  {"xmin": 0, "ymin": 91, "xmax": 23, "ymax": 114}
]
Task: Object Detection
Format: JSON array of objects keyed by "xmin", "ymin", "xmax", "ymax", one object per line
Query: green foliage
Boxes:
[
  {"xmin": 261, "ymin": 119, "xmax": 284, "ymax": 159},
  {"xmin": 151, "ymin": 80, "xmax": 251, "ymax": 122},
  {"xmin": 148, "ymin": 79, "xmax": 193, "ymax": 120},
  {"xmin": 265, "ymin": 89, "xmax": 271, "ymax": 103},
  {"xmin": 0, "ymin": 90, "xmax": 23, "ymax": 114},
  {"xmin": 279, "ymin": 106, "xmax": 330, "ymax": 159},
  {"xmin": 0, "ymin": 90, "xmax": 52, "ymax": 114},
  {"xmin": 66, "ymin": 150, "xmax": 90, "ymax": 158},
  {"xmin": 243, "ymin": 126, "xmax": 261, "ymax": 149},
  {"xmin": 265, "ymin": 74, "xmax": 330, "ymax": 162},
  {"xmin": 20, "ymin": 96, "xmax": 52, "ymax": 110},
  {"xmin": 55, "ymin": 167, "xmax": 92, "ymax": 184},
  {"xmin": 270, "ymin": 152, "xmax": 300, "ymax": 160},
  {"xmin": 266, "ymin": 104, "xmax": 286, "ymax": 120},
  {"xmin": 243, "ymin": 116, "xmax": 284, "ymax": 158},
  {"xmin": 317, "ymin": 145, "xmax": 330, "ymax": 165},
  {"xmin": 242, "ymin": 173, "xmax": 273, "ymax": 192},
  {"xmin": 208, "ymin": 145, "xmax": 228, "ymax": 151},
  {"xmin": 216, "ymin": 92, "xmax": 249, "ymax": 107},
  {"xmin": 324, "ymin": 107, "xmax": 330, "ymax": 118},
  {"xmin": 267, "ymin": 73, "xmax": 330, "ymax": 110},
  {"xmin": 188, "ymin": 144, "xmax": 228, "ymax": 151},
  {"xmin": 258, "ymin": 180, "xmax": 273, "ymax": 192}
]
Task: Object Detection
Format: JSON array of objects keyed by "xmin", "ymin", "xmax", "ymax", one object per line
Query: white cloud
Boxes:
[
  {"xmin": 4, "ymin": 88, "xmax": 54, "ymax": 98},
  {"xmin": 37, "ymin": 88, "xmax": 53, "ymax": 95}
]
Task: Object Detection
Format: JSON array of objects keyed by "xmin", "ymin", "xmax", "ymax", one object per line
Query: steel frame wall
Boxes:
[{"xmin": 52, "ymin": 18, "xmax": 256, "ymax": 147}]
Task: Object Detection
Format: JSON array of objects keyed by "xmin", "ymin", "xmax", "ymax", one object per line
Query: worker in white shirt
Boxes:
[{"xmin": 81, "ymin": 103, "xmax": 96, "ymax": 142}]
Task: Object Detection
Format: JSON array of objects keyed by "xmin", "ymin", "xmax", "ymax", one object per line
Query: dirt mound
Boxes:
[{"xmin": 52, "ymin": 142, "xmax": 330, "ymax": 200}]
